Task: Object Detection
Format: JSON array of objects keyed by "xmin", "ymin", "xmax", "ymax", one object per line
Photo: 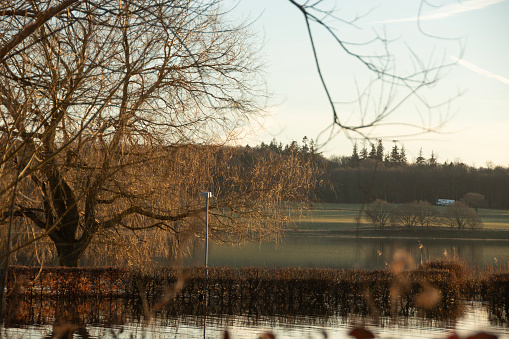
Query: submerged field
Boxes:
[
  {"xmin": 4, "ymin": 206, "xmax": 509, "ymax": 338},
  {"xmin": 196, "ymin": 203, "xmax": 509, "ymax": 269},
  {"xmin": 5, "ymin": 263, "xmax": 509, "ymax": 323},
  {"xmin": 294, "ymin": 203, "xmax": 509, "ymax": 237}
]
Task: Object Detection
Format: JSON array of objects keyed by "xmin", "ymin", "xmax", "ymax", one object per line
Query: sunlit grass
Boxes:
[
  {"xmin": 478, "ymin": 208, "xmax": 509, "ymax": 230},
  {"xmin": 295, "ymin": 204, "xmax": 370, "ymax": 230},
  {"xmin": 294, "ymin": 203, "xmax": 509, "ymax": 231}
]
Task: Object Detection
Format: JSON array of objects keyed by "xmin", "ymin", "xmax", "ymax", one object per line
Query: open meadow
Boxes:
[{"xmin": 294, "ymin": 203, "xmax": 509, "ymax": 235}]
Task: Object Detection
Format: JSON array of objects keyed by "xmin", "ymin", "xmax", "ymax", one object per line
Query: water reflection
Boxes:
[
  {"xmin": 3, "ymin": 262, "xmax": 509, "ymax": 337},
  {"xmin": 189, "ymin": 235, "xmax": 509, "ymax": 269},
  {"xmin": 3, "ymin": 235, "xmax": 509, "ymax": 338},
  {"xmin": 3, "ymin": 302, "xmax": 509, "ymax": 338}
]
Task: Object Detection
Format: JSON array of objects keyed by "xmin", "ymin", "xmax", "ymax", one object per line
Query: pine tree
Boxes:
[
  {"xmin": 309, "ymin": 139, "xmax": 316, "ymax": 155},
  {"xmin": 429, "ymin": 151, "xmax": 437, "ymax": 166},
  {"xmin": 376, "ymin": 139, "xmax": 384, "ymax": 161},
  {"xmin": 360, "ymin": 147, "xmax": 368, "ymax": 161},
  {"xmin": 399, "ymin": 145, "xmax": 407, "ymax": 165},
  {"xmin": 284, "ymin": 140, "xmax": 299, "ymax": 154},
  {"xmin": 350, "ymin": 143, "xmax": 360, "ymax": 167},
  {"xmin": 390, "ymin": 145, "xmax": 400, "ymax": 163},
  {"xmin": 301, "ymin": 136, "xmax": 309, "ymax": 153},
  {"xmin": 269, "ymin": 138, "xmax": 279, "ymax": 152},
  {"xmin": 368, "ymin": 143, "xmax": 377, "ymax": 159},
  {"xmin": 416, "ymin": 148, "xmax": 425, "ymax": 164}
]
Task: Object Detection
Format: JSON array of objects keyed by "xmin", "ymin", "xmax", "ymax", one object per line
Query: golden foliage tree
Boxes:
[{"xmin": 0, "ymin": 0, "xmax": 316, "ymax": 267}]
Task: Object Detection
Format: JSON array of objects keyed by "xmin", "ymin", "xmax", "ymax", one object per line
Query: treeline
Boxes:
[
  {"xmin": 340, "ymin": 140, "xmax": 433, "ymax": 167},
  {"xmin": 365, "ymin": 199, "xmax": 483, "ymax": 231},
  {"xmin": 321, "ymin": 163, "xmax": 509, "ymax": 210},
  {"xmin": 248, "ymin": 138, "xmax": 509, "ymax": 210},
  {"xmin": 251, "ymin": 136, "xmax": 318, "ymax": 156}
]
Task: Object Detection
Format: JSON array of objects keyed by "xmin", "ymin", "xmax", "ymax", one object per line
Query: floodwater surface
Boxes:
[
  {"xmin": 4, "ymin": 234, "xmax": 509, "ymax": 338},
  {"xmin": 188, "ymin": 234, "xmax": 509, "ymax": 269},
  {"xmin": 3, "ymin": 302, "xmax": 508, "ymax": 338}
]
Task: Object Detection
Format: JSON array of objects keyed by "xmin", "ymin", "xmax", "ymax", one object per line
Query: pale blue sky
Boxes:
[{"xmin": 231, "ymin": 0, "xmax": 509, "ymax": 167}]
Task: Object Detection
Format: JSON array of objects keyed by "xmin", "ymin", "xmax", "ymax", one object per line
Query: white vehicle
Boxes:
[{"xmin": 436, "ymin": 199, "xmax": 455, "ymax": 206}]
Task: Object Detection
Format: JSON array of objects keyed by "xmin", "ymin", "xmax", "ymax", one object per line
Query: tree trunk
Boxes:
[
  {"xmin": 55, "ymin": 242, "xmax": 86, "ymax": 267},
  {"xmin": 44, "ymin": 168, "xmax": 85, "ymax": 267}
]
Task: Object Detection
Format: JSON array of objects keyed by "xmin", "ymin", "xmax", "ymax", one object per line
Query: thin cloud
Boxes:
[
  {"xmin": 377, "ymin": 0, "xmax": 505, "ymax": 23},
  {"xmin": 452, "ymin": 57, "xmax": 509, "ymax": 85}
]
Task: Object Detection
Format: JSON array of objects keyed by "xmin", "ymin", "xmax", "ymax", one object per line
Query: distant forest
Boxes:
[{"xmin": 252, "ymin": 138, "xmax": 509, "ymax": 210}]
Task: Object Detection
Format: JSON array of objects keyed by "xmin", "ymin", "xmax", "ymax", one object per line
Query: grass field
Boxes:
[
  {"xmin": 295, "ymin": 203, "xmax": 370, "ymax": 231},
  {"xmin": 294, "ymin": 203, "xmax": 509, "ymax": 232},
  {"xmin": 477, "ymin": 208, "xmax": 509, "ymax": 229}
]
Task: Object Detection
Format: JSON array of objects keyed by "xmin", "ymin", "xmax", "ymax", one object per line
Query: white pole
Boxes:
[
  {"xmin": 201, "ymin": 192, "xmax": 212, "ymax": 267},
  {"xmin": 200, "ymin": 191, "xmax": 212, "ymax": 338},
  {"xmin": 205, "ymin": 196, "xmax": 209, "ymax": 267}
]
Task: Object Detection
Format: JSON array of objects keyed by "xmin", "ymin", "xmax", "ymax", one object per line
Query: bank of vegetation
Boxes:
[{"xmin": 4, "ymin": 260, "xmax": 509, "ymax": 327}]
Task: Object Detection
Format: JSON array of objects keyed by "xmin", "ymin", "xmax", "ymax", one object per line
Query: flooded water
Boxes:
[
  {"xmin": 189, "ymin": 234, "xmax": 509, "ymax": 270},
  {"xmin": 2, "ymin": 302, "xmax": 509, "ymax": 338},
  {"xmin": 3, "ymin": 234, "xmax": 509, "ymax": 338}
]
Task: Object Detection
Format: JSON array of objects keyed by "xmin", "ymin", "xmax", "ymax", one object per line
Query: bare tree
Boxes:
[
  {"xmin": 286, "ymin": 0, "xmax": 458, "ymax": 143},
  {"xmin": 0, "ymin": 0, "xmax": 318, "ymax": 267},
  {"xmin": 461, "ymin": 192, "xmax": 487, "ymax": 212},
  {"xmin": 413, "ymin": 200, "xmax": 438, "ymax": 228},
  {"xmin": 391, "ymin": 203, "xmax": 419, "ymax": 229},
  {"xmin": 391, "ymin": 201, "xmax": 439, "ymax": 229},
  {"xmin": 465, "ymin": 210, "xmax": 483, "ymax": 231},
  {"xmin": 442, "ymin": 201, "xmax": 482, "ymax": 231},
  {"xmin": 364, "ymin": 199, "xmax": 392, "ymax": 230},
  {"xmin": 0, "ymin": 0, "xmax": 81, "ymax": 62}
]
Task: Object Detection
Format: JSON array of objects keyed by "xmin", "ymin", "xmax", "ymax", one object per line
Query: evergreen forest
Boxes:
[{"xmin": 254, "ymin": 138, "xmax": 509, "ymax": 210}]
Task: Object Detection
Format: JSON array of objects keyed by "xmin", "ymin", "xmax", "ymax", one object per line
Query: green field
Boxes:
[{"xmin": 294, "ymin": 203, "xmax": 509, "ymax": 232}]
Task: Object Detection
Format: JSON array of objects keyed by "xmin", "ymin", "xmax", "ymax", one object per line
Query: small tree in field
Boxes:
[
  {"xmin": 442, "ymin": 202, "xmax": 482, "ymax": 231},
  {"xmin": 461, "ymin": 192, "xmax": 487, "ymax": 212},
  {"xmin": 465, "ymin": 211, "xmax": 484, "ymax": 231},
  {"xmin": 391, "ymin": 203, "xmax": 419, "ymax": 228},
  {"xmin": 414, "ymin": 201, "xmax": 438, "ymax": 228},
  {"xmin": 365, "ymin": 199, "xmax": 392, "ymax": 230}
]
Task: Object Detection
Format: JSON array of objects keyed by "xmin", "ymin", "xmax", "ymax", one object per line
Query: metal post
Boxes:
[
  {"xmin": 200, "ymin": 191, "xmax": 212, "ymax": 339},
  {"xmin": 201, "ymin": 192, "xmax": 212, "ymax": 267}
]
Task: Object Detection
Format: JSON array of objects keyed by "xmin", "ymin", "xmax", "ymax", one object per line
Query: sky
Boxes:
[{"xmin": 227, "ymin": 0, "xmax": 509, "ymax": 167}]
